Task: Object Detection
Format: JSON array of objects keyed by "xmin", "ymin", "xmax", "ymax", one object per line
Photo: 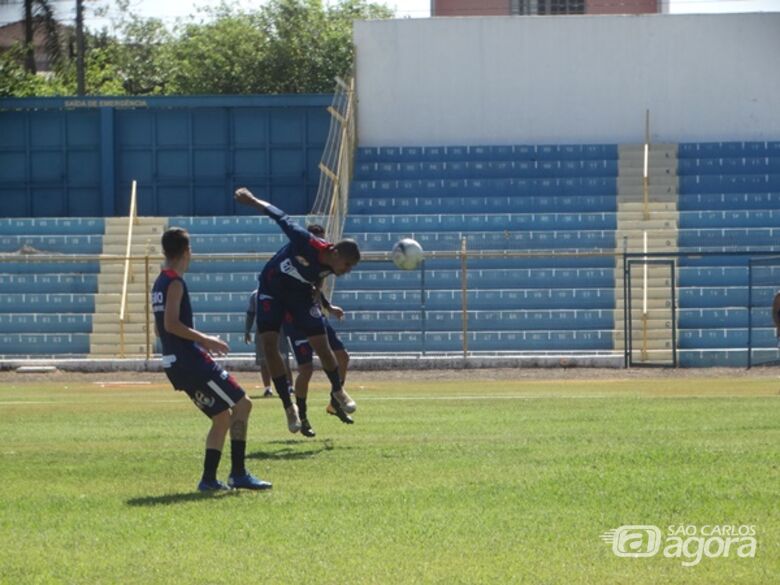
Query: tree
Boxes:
[{"xmin": 0, "ymin": 0, "xmax": 63, "ymax": 73}]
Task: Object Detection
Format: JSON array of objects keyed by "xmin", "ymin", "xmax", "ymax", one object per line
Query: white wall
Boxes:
[{"xmin": 354, "ymin": 14, "xmax": 780, "ymax": 146}]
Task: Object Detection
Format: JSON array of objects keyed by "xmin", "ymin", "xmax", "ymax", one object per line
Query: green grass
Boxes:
[{"xmin": 0, "ymin": 375, "xmax": 778, "ymax": 584}]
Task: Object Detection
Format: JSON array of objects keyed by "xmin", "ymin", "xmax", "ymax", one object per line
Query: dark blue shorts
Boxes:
[
  {"xmin": 283, "ymin": 320, "xmax": 345, "ymax": 366},
  {"xmin": 255, "ymin": 285, "xmax": 326, "ymax": 337},
  {"xmin": 165, "ymin": 360, "xmax": 245, "ymax": 418}
]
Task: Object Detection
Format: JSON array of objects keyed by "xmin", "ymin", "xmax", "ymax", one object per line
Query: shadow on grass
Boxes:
[
  {"xmin": 247, "ymin": 438, "xmax": 335, "ymax": 461},
  {"xmin": 126, "ymin": 490, "xmax": 241, "ymax": 507}
]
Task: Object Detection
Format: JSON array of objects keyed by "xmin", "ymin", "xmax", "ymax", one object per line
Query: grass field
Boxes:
[{"xmin": 0, "ymin": 371, "xmax": 778, "ymax": 585}]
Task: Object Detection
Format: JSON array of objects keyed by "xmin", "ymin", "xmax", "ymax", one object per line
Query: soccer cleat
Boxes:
[
  {"xmin": 262, "ymin": 388, "xmax": 274, "ymax": 398},
  {"xmin": 285, "ymin": 403, "xmax": 302, "ymax": 433},
  {"xmin": 331, "ymin": 388, "xmax": 357, "ymax": 414},
  {"xmin": 197, "ymin": 479, "xmax": 232, "ymax": 492},
  {"xmin": 227, "ymin": 472, "xmax": 272, "ymax": 491},
  {"xmin": 326, "ymin": 401, "xmax": 354, "ymax": 424},
  {"xmin": 300, "ymin": 418, "xmax": 316, "ymax": 438}
]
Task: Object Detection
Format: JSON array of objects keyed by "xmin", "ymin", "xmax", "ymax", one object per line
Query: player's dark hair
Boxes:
[
  {"xmin": 161, "ymin": 227, "xmax": 190, "ymax": 260},
  {"xmin": 334, "ymin": 239, "xmax": 361, "ymax": 263},
  {"xmin": 307, "ymin": 224, "xmax": 326, "ymax": 238}
]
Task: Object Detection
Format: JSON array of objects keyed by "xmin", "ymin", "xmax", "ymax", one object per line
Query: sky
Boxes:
[{"xmin": 1, "ymin": 0, "xmax": 779, "ymax": 29}]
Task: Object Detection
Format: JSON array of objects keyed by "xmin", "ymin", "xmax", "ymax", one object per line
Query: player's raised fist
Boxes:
[{"xmin": 234, "ymin": 187, "xmax": 255, "ymax": 205}]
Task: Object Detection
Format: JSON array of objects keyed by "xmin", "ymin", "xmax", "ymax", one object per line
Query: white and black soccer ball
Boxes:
[{"xmin": 391, "ymin": 238, "xmax": 424, "ymax": 270}]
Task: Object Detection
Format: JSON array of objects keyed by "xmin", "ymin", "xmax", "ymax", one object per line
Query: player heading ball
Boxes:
[{"xmin": 234, "ymin": 187, "xmax": 361, "ymax": 433}]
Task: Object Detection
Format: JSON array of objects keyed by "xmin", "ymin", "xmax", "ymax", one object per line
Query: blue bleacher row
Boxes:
[
  {"xmin": 0, "ymin": 218, "xmax": 104, "ymax": 235},
  {"xmin": 677, "ymin": 142, "xmax": 780, "ymax": 158},
  {"xmin": 349, "ymin": 195, "xmax": 616, "ymax": 214},
  {"xmin": 172, "ymin": 215, "xmax": 314, "ymax": 235},
  {"xmin": 345, "ymin": 213, "xmax": 616, "ymax": 232},
  {"xmin": 0, "ymin": 235, "xmax": 102, "ymax": 254},
  {"xmin": 679, "ymin": 174, "xmax": 780, "ymax": 194},
  {"xmin": 0, "ymin": 306, "xmax": 774, "ymax": 338},
  {"xmin": 677, "ymin": 157, "xmax": 780, "ymax": 175},
  {"xmin": 351, "ymin": 177, "xmax": 617, "ymax": 198},
  {"xmin": 354, "ymin": 159, "xmax": 618, "ymax": 181},
  {"xmin": 351, "ymin": 193, "xmax": 779, "ymax": 215},
  {"xmin": 678, "ymin": 210, "xmax": 780, "ymax": 228},
  {"xmin": 678, "ymin": 228, "xmax": 780, "ymax": 248},
  {"xmin": 356, "ymin": 144, "xmax": 618, "ymax": 163}
]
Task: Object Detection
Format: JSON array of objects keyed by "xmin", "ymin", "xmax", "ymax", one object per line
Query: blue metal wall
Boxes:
[{"xmin": 0, "ymin": 95, "xmax": 331, "ymax": 217}]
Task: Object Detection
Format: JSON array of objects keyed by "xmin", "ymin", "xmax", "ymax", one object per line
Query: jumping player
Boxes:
[
  {"xmin": 152, "ymin": 227, "xmax": 271, "ymax": 492},
  {"xmin": 282, "ymin": 224, "xmax": 353, "ymax": 437},
  {"xmin": 233, "ymin": 187, "xmax": 360, "ymax": 434}
]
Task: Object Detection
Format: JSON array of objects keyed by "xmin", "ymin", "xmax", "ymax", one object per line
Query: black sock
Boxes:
[
  {"xmin": 273, "ymin": 375, "xmax": 292, "ymax": 408},
  {"xmin": 324, "ymin": 367, "xmax": 341, "ymax": 395},
  {"xmin": 230, "ymin": 440, "xmax": 246, "ymax": 477},
  {"xmin": 296, "ymin": 396, "xmax": 308, "ymax": 420},
  {"xmin": 202, "ymin": 448, "xmax": 221, "ymax": 482}
]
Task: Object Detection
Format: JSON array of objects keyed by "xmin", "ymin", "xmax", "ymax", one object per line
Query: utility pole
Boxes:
[
  {"xmin": 24, "ymin": 0, "xmax": 35, "ymax": 73},
  {"xmin": 76, "ymin": 0, "xmax": 85, "ymax": 95}
]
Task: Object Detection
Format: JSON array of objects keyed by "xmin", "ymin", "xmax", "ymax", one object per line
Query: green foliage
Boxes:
[
  {"xmin": 0, "ymin": 43, "xmax": 69, "ymax": 97},
  {"xmin": 0, "ymin": 0, "xmax": 393, "ymax": 96}
]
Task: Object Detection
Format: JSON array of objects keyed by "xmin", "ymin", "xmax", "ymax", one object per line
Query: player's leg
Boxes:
[
  {"xmin": 259, "ymin": 361, "xmax": 274, "ymax": 397},
  {"xmin": 256, "ymin": 334, "xmax": 273, "ymax": 397},
  {"xmin": 287, "ymin": 332, "xmax": 316, "ymax": 437},
  {"xmin": 307, "ymin": 333, "xmax": 357, "ymax": 421},
  {"xmin": 257, "ymin": 292, "xmax": 300, "ymax": 433},
  {"xmin": 203, "ymin": 366, "xmax": 271, "ymax": 491},
  {"xmin": 327, "ymin": 322, "xmax": 349, "ymax": 387}
]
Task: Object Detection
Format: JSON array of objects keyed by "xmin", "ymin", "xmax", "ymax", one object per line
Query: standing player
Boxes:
[
  {"xmin": 233, "ymin": 187, "xmax": 360, "ymax": 434},
  {"xmin": 244, "ymin": 288, "xmax": 293, "ymax": 398},
  {"xmin": 152, "ymin": 227, "xmax": 271, "ymax": 492},
  {"xmin": 773, "ymin": 290, "xmax": 780, "ymax": 347}
]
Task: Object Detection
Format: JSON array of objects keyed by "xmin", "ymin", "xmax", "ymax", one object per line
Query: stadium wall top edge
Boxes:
[{"xmin": 0, "ymin": 94, "xmax": 333, "ymax": 112}]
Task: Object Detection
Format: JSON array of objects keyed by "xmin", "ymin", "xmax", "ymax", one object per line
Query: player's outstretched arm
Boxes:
[
  {"xmin": 234, "ymin": 187, "xmax": 312, "ymax": 246},
  {"xmin": 164, "ymin": 280, "xmax": 229, "ymax": 356}
]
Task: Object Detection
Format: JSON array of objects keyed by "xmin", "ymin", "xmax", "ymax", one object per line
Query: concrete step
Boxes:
[
  {"xmin": 99, "ymin": 262, "xmax": 161, "ymax": 274},
  {"xmin": 97, "ymin": 273, "xmax": 155, "ymax": 287},
  {"xmin": 619, "ymin": 144, "xmax": 677, "ymax": 158},
  {"xmin": 90, "ymin": 343, "xmax": 150, "ymax": 356},
  {"xmin": 618, "ymin": 175, "xmax": 677, "ymax": 189},
  {"xmin": 616, "ymin": 219, "xmax": 677, "ymax": 230},
  {"xmin": 617, "ymin": 211, "xmax": 679, "ymax": 221},
  {"xmin": 619, "ymin": 166, "xmax": 677, "ymax": 177},
  {"xmin": 614, "ymin": 329, "xmax": 675, "ymax": 342},
  {"xmin": 92, "ymin": 320, "xmax": 153, "ymax": 334},
  {"xmin": 618, "ymin": 201, "xmax": 677, "ymax": 213},
  {"xmin": 618, "ymin": 187, "xmax": 678, "ymax": 199},
  {"xmin": 102, "ymin": 243, "xmax": 163, "ymax": 256},
  {"xmin": 91, "ymin": 332, "xmax": 149, "ymax": 345},
  {"xmin": 92, "ymin": 312, "xmax": 153, "ymax": 325}
]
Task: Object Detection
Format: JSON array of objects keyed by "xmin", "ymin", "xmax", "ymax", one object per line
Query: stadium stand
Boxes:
[
  {"xmin": 337, "ymin": 144, "xmax": 620, "ymax": 354},
  {"xmin": 2, "ymin": 141, "xmax": 779, "ymax": 367},
  {"xmin": 0, "ymin": 218, "xmax": 103, "ymax": 355},
  {"xmin": 677, "ymin": 141, "xmax": 780, "ymax": 366}
]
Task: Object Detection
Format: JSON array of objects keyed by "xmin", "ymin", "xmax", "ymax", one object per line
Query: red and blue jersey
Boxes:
[
  {"xmin": 259, "ymin": 204, "xmax": 332, "ymax": 295},
  {"xmin": 152, "ymin": 269, "xmax": 206, "ymax": 369}
]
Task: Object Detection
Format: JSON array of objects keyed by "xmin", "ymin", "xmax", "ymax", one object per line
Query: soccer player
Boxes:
[
  {"xmin": 244, "ymin": 288, "xmax": 293, "ymax": 397},
  {"xmin": 152, "ymin": 227, "xmax": 271, "ymax": 492},
  {"xmin": 773, "ymin": 290, "xmax": 780, "ymax": 345},
  {"xmin": 282, "ymin": 224, "xmax": 354, "ymax": 437},
  {"xmin": 233, "ymin": 187, "xmax": 360, "ymax": 434}
]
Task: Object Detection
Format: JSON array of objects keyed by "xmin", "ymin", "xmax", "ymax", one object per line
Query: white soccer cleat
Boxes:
[
  {"xmin": 331, "ymin": 389, "xmax": 356, "ymax": 414},
  {"xmin": 285, "ymin": 404, "xmax": 301, "ymax": 433}
]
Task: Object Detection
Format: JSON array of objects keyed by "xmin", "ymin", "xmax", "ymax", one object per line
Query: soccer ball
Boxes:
[{"xmin": 391, "ymin": 238, "xmax": 424, "ymax": 270}]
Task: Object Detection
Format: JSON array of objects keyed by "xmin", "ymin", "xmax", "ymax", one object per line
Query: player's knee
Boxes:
[
  {"xmin": 238, "ymin": 395, "xmax": 253, "ymax": 414},
  {"xmin": 338, "ymin": 349, "xmax": 350, "ymax": 366},
  {"xmin": 298, "ymin": 363, "xmax": 313, "ymax": 380},
  {"xmin": 212, "ymin": 410, "xmax": 231, "ymax": 430}
]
